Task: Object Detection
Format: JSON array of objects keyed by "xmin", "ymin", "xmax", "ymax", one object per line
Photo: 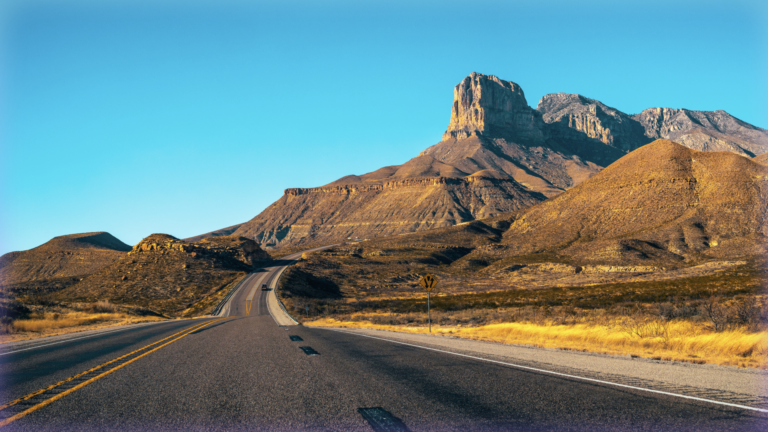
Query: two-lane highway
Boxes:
[{"xmin": 1, "ymin": 246, "xmax": 765, "ymax": 431}]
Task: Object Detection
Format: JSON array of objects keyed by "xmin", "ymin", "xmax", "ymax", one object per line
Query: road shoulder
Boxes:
[{"xmin": 314, "ymin": 326, "xmax": 768, "ymax": 407}]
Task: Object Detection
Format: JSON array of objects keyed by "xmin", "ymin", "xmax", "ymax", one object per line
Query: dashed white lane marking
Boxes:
[{"xmin": 324, "ymin": 328, "xmax": 768, "ymax": 414}]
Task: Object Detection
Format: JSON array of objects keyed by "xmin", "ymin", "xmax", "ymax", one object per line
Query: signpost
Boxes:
[{"xmin": 418, "ymin": 274, "xmax": 439, "ymax": 332}]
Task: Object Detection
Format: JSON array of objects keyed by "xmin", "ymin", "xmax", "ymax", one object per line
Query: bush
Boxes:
[{"xmin": 89, "ymin": 301, "xmax": 116, "ymax": 313}]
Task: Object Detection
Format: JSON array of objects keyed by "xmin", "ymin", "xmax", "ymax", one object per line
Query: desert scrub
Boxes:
[
  {"xmin": 0, "ymin": 311, "xmax": 166, "ymax": 343},
  {"xmin": 306, "ymin": 316, "xmax": 768, "ymax": 368}
]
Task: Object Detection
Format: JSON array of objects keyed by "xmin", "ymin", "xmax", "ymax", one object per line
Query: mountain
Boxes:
[
  {"xmin": 51, "ymin": 234, "xmax": 271, "ymax": 316},
  {"xmin": 0, "ymin": 232, "xmax": 131, "ymax": 296},
  {"xmin": 498, "ymin": 140, "xmax": 768, "ymax": 264},
  {"xmin": 538, "ymin": 93, "xmax": 768, "ymax": 157},
  {"xmin": 229, "ymin": 72, "xmax": 767, "ymax": 248},
  {"xmin": 754, "ymin": 152, "xmax": 768, "ymax": 165}
]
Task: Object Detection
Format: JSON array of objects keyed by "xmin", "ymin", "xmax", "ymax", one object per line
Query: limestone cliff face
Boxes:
[
  {"xmin": 536, "ymin": 94, "xmax": 768, "ymax": 157},
  {"xmin": 443, "ymin": 72, "xmax": 544, "ymax": 142},
  {"xmin": 537, "ymin": 93, "xmax": 650, "ymax": 152},
  {"xmin": 632, "ymin": 108, "xmax": 768, "ymax": 157},
  {"xmin": 233, "ymin": 176, "xmax": 545, "ymax": 247}
]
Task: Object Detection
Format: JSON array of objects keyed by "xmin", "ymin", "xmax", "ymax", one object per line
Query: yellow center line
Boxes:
[
  {"xmin": 0, "ymin": 319, "xmax": 212, "ymax": 412},
  {"xmin": 0, "ymin": 318, "xmax": 225, "ymax": 428}
]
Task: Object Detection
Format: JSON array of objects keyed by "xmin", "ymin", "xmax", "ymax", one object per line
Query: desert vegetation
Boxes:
[
  {"xmin": 281, "ymin": 237, "xmax": 767, "ymax": 368},
  {"xmin": 0, "ymin": 299, "xmax": 166, "ymax": 343}
]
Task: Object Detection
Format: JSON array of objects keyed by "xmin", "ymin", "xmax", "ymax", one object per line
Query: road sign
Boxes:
[
  {"xmin": 417, "ymin": 274, "xmax": 439, "ymax": 332},
  {"xmin": 419, "ymin": 274, "xmax": 438, "ymax": 292}
]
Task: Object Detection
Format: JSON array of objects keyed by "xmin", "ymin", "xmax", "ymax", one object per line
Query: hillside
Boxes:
[
  {"xmin": 754, "ymin": 152, "xmax": 768, "ymax": 165},
  {"xmin": 496, "ymin": 140, "xmax": 768, "ymax": 264},
  {"xmin": 0, "ymin": 232, "xmax": 131, "ymax": 296},
  {"xmin": 49, "ymin": 234, "xmax": 270, "ymax": 316},
  {"xmin": 234, "ymin": 174, "xmax": 545, "ymax": 247},
  {"xmin": 280, "ymin": 140, "xmax": 767, "ymax": 304},
  {"xmin": 231, "ymin": 73, "xmax": 768, "ymax": 249}
]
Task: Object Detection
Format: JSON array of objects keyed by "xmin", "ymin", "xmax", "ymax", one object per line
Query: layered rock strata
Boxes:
[{"xmin": 234, "ymin": 175, "xmax": 545, "ymax": 247}]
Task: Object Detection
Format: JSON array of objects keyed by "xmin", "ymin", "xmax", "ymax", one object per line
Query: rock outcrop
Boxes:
[
  {"xmin": 443, "ymin": 73, "xmax": 544, "ymax": 142},
  {"xmin": 51, "ymin": 234, "xmax": 271, "ymax": 316},
  {"xmin": 130, "ymin": 234, "xmax": 269, "ymax": 267},
  {"xmin": 537, "ymin": 93, "xmax": 650, "ymax": 152},
  {"xmin": 537, "ymin": 94, "xmax": 768, "ymax": 157}
]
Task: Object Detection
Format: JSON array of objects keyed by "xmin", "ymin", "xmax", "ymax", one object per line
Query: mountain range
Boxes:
[{"xmin": 231, "ymin": 72, "xmax": 768, "ymax": 248}]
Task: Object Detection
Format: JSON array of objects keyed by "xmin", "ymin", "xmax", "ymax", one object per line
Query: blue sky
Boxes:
[{"xmin": 1, "ymin": 0, "xmax": 766, "ymax": 255}]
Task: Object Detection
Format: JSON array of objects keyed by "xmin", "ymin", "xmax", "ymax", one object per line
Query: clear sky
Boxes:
[{"xmin": 1, "ymin": 0, "xmax": 766, "ymax": 255}]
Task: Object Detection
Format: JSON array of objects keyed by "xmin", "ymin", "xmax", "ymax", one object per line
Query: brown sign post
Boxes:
[{"xmin": 418, "ymin": 274, "xmax": 439, "ymax": 332}]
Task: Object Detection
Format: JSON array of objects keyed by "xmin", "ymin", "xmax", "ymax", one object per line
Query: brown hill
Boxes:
[
  {"xmin": 230, "ymin": 73, "xmax": 767, "ymax": 249},
  {"xmin": 50, "ymin": 234, "xmax": 271, "ymax": 316},
  {"xmin": 234, "ymin": 176, "xmax": 545, "ymax": 247},
  {"xmin": 0, "ymin": 232, "xmax": 131, "ymax": 296},
  {"xmin": 498, "ymin": 139, "xmax": 768, "ymax": 263},
  {"xmin": 754, "ymin": 152, "xmax": 768, "ymax": 165}
]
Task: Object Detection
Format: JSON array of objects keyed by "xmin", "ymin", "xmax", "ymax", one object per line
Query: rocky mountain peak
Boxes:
[{"xmin": 442, "ymin": 72, "xmax": 543, "ymax": 141}]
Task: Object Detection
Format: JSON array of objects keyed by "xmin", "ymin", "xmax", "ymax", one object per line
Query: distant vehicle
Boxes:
[{"xmin": 262, "ymin": 284, "xmax": 268, "ymax": 290}]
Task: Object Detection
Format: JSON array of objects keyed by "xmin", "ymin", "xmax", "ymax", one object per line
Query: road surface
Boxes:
[{"xmin": 1, "ymin": 246, "xmax": 764, "ymax": 431}]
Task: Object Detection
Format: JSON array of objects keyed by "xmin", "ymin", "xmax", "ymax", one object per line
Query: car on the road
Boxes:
[{"xmin": 262, "ymin": 284, "xmax": 268, "ymax": 290}]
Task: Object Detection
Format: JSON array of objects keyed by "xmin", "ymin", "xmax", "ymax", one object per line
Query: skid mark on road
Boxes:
[
  {"xmin": 358, "ymin": 407, "xmax": 411, "ymax": 432},
  {"xmin": 0, "ymin": 318, "xmax": 225, "ymax": 428}
]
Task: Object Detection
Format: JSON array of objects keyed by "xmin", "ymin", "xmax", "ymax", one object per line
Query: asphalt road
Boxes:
[{"xmin": 1, "ymin": 249, "xmax": 765, "ymax": 431}]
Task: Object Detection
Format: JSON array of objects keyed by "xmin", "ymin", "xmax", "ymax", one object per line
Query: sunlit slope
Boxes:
[
  {"xmin": 501, "ymin": 139, "xmax": 768, "ymax": 262},
  {"xmin": 0, "ymin": 232, "xmax": 131, "ymax": 294},
  {"xmin": 234, "ymin": 175, "xmax": 545, "ymax": 247}
]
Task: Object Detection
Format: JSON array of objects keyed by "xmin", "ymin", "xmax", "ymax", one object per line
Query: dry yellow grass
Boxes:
[
  {"xmin": 0, "ymin": 312, "xmax": 166, "ymax": 344},
  {"xmin": 305, "ymin": 316, "xmax": 768, "ymax": 369}
]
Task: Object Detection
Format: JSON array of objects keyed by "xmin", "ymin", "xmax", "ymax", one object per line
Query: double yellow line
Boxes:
[{"xmin": 0, "ymin": 318, "xmax": 225, "ymax": 428}]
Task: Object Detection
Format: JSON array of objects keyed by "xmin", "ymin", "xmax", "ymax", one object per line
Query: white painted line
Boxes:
[
  {"xmin": 324, "ymin": 328, "xmax": 768, "ymax": 414},
  {"xmin": 0, "ymin": 321, "xmax": 167, "ymax": 356}
]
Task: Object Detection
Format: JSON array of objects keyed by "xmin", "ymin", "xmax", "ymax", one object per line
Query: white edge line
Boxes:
[
  {"xmin": 266, "ymin": 244, "xmax": 340, "ymax": 326},
  {"xmin": 322, "ymin": 328, "xmax": 768, "ymax": 414},
  {"xmin": 0, "ymin": 321, "xmax": 166, "ymax": 356}
]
